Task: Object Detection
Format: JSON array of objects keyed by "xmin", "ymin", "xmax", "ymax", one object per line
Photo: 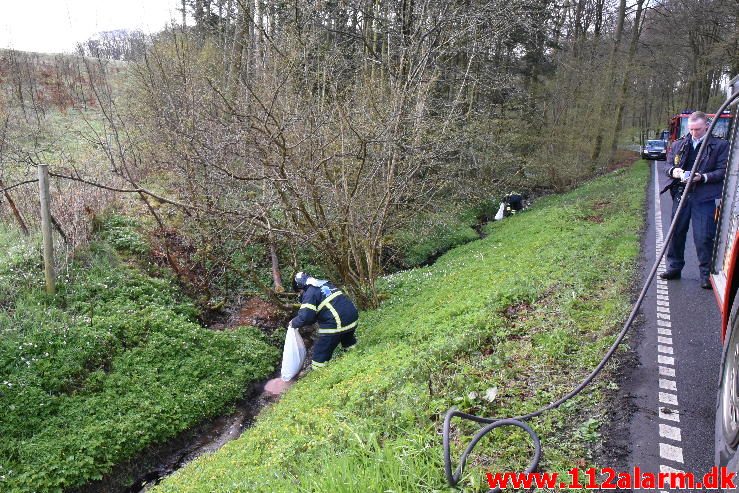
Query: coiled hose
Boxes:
[{"xmin": 443, "ymin": 89, "xmax": 739, "ymax": 493}]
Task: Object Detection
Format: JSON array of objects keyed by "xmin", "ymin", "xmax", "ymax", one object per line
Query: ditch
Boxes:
[{"xmin": 75, "ymin": 203, "xmax": 516, "ymax": 492}]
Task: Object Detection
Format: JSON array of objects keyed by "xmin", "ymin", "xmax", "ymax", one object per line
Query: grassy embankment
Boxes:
[
  {"xmin": 0, "ymin": 216, "xmax": 279, "ymax": 492},
  {"xmin": 388, "ymin": 202, "xmax": 494, "ymax": 270},
  {"xmin": 154, "ymin": 162, "xmax": 648, "ymax": 492}
]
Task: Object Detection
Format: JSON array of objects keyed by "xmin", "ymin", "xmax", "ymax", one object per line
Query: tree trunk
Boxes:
[
  {"xmin": 267, "ymin": 226, "xmax": 284, "ymax": 292},
  {"xmin": 590, "ymin": 0, "xmax": 626, "ymax": 162},
  {"xmin": 607, "ymin": 0, "xmax": 646, "ymax": 163},
  {"xmin": 0, "ymin": 178, "xmax": 30, "ymax": 235},
  {"xmin": 228, "ymin": 1, "xmax": 249, "ymax": 101},
  {"xmin": 181, "ymin": 0, "xmax": 187, "ymax": 27}
]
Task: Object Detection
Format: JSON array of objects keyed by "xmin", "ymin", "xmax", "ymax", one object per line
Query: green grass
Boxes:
[
  {"xmin": 0, "ymin": 217, "xmax": 280, "ymax": 492},
  {"xmin": 152, "ymin": 162, "xmax": 648, "ymax": 492},
  {"xmin": 387, "ymin": 201, "xmax": 497, "ymax": 270}
]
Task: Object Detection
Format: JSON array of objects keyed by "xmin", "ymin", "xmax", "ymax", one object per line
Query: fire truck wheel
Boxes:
[{"xmin": 716, "ymin": 298, "xmax": 739, "ymax": 475}]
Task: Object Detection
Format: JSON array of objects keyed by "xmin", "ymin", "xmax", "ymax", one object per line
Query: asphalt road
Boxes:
[{"xmin": 625, "ymin": 161, "xmax": 723, "ymax": 490}]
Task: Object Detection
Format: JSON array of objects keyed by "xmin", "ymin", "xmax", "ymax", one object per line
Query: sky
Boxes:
[{"xmin": 0, "ymin": 0, "xmax": 182, "ymax": 54}]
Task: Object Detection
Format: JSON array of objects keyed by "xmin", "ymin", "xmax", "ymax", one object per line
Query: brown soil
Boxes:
[
  {"xmin": 606, "ymin": 150, "xmax": 640, "ymax": 172},
  {"xmin": 502, "ymin": 300, "xmax": 532, "ymax": 319},
  {"xmin": 212, "ymin": 296, "xmax": 291, "ymax": 331}
]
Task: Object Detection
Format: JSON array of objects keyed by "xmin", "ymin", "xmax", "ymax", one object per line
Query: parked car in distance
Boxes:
[{"xmin": 641, "ymin": 139, "xmax": 667, "ymax": 160}]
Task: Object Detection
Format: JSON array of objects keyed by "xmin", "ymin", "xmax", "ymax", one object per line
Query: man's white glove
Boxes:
[
  {"xmin": 680, "ymin": 170, "xmax": 704, "ymax": 183},
  {"xmin": 671, "ymin": 167, "xmax": 684, "ymax": 179}
]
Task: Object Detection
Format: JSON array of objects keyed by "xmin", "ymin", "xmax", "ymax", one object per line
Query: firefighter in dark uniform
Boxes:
[
  {"xmin": 660, "ymin": 111, "xmax": 729, "ymax": 289},
  {"xmin": 289, "ymin": 272, "xmax": 359, "ymax": 370}
]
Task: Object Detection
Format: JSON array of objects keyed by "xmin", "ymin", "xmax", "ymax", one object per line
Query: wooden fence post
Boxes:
[{"xmin": 38, "ymin": 164, "xmax": 56, "ymax": 295}]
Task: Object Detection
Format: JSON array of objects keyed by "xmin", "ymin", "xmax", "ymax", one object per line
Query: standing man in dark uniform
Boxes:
[
  {"xmin": 660, "ymin": 111, "xmax": 729, "ymax": 289},
  {"xmin": 290, "ymin": 272, "xmax": 359, "ymax": 370}
]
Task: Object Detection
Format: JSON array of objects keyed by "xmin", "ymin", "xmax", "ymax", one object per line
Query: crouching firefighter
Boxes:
[{"xmin": 290, "ymin": 272, "xmax": 359, "ymax": 370}]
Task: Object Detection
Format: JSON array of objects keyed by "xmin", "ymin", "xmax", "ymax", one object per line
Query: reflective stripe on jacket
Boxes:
[{"xmin": 290, "ymin": 282, "xmax": 359, "ymax": 334}]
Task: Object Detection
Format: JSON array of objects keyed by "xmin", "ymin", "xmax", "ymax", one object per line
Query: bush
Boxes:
[
  {"xmin": 0, "ymin": 217, "xmax": 279, "ymax": 492},
  {"xmin": 387, "ymin": 204, "xmax": 484, "ymax": 270},
  {"xmin": 96, "ymin": 214, "xmax": 149, "ymax": 255}
]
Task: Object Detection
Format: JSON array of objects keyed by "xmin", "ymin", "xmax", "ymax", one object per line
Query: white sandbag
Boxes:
[
  {"xmin": 494, "ymin": 202, "xmax": 505, "ymax": 221},
  {"xmin": 280, "ymin": 326, "xmax": 306, "ymax": 381}
]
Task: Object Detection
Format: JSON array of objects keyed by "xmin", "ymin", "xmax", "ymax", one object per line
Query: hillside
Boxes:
[
  {"xmin": 152, "ymin": 161, "xmax": 648, "ymax": 492},
  {"xmin": 0, "ymin": 49, "xmax": 126, "ymax": 111},
  {"xmin": 0, "ymin": 0, "xmax": 733, "ymax": 486}
]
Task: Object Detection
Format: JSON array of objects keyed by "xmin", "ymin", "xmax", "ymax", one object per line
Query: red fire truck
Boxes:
[
  {"xmin": 668, "ymin": 110, "xmax": 733, "ymax": 144},
  {"xmin": 712, "ymin": 75, "xmax": 739, "ymax": 470}
]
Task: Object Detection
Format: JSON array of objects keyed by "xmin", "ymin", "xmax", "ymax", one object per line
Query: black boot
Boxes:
[{"xmin": 659, "ymin": 270, "xmax": 681, "ymax": 280}]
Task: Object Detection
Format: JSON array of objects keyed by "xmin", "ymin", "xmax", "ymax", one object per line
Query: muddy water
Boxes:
[
  {"xmin": 70, "ymin": 371, "xmax": 296, "ymax": 493},
  {"xmin": 122, "ymin": 328, "xmax": 302, "ymax": 491},
  {"xmin": 67, "ymin": 374, "xmax": 279, "ymax": 493},
  {"xmin": 132, "ymin": 377, "xmax": 294, "ymax": 493},
  {"xmin": 129, "ymin": 375, "xmax": 289, "ymax": 492},
  {"xmin": 118, "ymin": 311, "xmax": 306, "ymax": 492},
  {"xmin": 132, "ymin": 377, "xmax": 295, "ymax": 492},
  {"xmin": 264, "ymin": 377, "xmax": 293, "ymax": 395}
]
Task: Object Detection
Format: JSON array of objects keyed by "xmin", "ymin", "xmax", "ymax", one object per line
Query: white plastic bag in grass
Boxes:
[
  {"xmin": 494, "ymin": 202, "xmax": 505, "ymax": 221},
  {"xmin": 280, "ymin": 326, "xmax": 306, "ymax": 381}
]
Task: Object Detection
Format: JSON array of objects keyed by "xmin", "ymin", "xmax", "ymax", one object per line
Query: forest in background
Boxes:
[{"xmin": 0, "ymin": 0, "xmax": 737, "ymax": 307}]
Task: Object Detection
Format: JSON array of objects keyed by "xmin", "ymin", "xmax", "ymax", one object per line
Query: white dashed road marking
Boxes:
[
  {"xmin": 659, "ymin": 423, "xmax": 682, "ymax": 441},
  {"xmin": 659, "ymin": 379, "xmax": 677, "ymax": 391},
  {"xmin": 653, "ymin": 163, "xmax": 684, "ymax": 473},
  {"xmin": 659, "ymin": 406, "xmax": 680, "ymax": 422},
  {"xmin": 659, "ymin": 366, "xmax": 676, "ymax": 377},
  {"xmin": 658, "ymin": 355, "xmax": 675, "ymax": 365},
  {"xmin": 659, "ymin": 392, "xmax": 678, "ymax": 405},
  {"xmin": 659, "ymin": 442, "xmax": 685, "ymax": 463}
]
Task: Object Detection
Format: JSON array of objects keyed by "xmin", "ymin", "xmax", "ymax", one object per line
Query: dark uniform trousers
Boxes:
[
  {"xmin": 666, "ymin": 189, "xmax": 717, "ymax": 278},
  {"xmin": 311, "ymin": 329, "xmax": 357, "ymax": 366},
  {"xmin": 664, "ymin": 136, "xmax": 727, "ymax": 279}
]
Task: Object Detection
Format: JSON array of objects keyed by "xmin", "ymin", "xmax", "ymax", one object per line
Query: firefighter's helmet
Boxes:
[{"xmin": 293, "ymin": 271, "xmax": 310, "ymax": 292}]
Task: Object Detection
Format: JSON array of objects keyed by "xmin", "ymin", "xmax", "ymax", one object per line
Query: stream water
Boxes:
[
  {"xmin": 76, "ymin": 210, "xmax": 503, "ymax": 492},
  {"xmin": 134, "ymin": 380, "xmax": 280, "ymax": 492},
  {"xmin": 132, "ymin": 376, "xmax": 292, "ymax": 492},
  {"xmin": 73, "ymin": 295, "xmax": 299, "ymax": 493},
  {"xmin": 71, "ymin": 373, "xmax": 290, "ymax": 493}
]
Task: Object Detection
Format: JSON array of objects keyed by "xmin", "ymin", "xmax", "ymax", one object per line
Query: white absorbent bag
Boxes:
[
  {"xmin": 494, "ymin": 202, "xmax": 505, "ymax": 221},
  {"xmin": 280, "ymin": 326, "xmax": 306, "ymax": 381}
]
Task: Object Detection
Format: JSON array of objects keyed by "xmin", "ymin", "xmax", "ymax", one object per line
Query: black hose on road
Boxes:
[{"xmin": 443, "ymin": 90, "xmax": 739, "ymax": 493}]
